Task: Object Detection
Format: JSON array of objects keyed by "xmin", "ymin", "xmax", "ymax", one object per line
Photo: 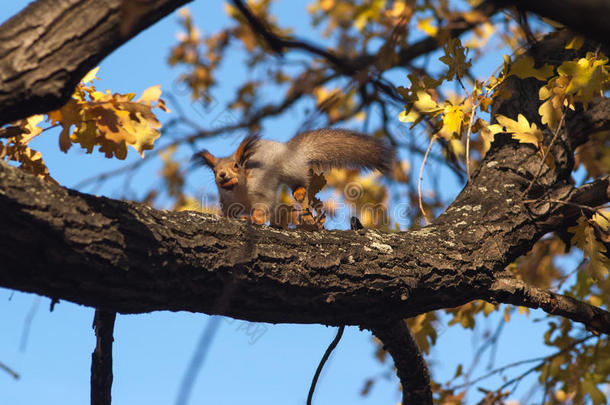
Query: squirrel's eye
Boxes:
[{"xmin": 234, "ymin": 163, "xmax": 239, "ymax": 169}]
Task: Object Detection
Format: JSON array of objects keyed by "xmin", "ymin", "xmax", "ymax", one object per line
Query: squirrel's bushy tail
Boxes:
[{"xmin": 287, "ymin": 129, "xmax": 393, "ymax": 172}]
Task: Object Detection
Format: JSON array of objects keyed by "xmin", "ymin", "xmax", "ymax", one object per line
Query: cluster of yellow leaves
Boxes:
[
  {"xmin": 1, "ymin": 67, "xmax": 168, "ymax": 181},
  {"xmin": 398, "ymin": 38, "xmax": 483, "ymax": 146},
  {"xmin": 49, "ymin": 68, "xmax": 168, "ymax": 160},
  {"xmin": 568, "ymin": 214, "xmax": 610, "ymax": 283},
  {"xmin": 539, "ymin": 51, "xmax": 610, "ymax": 131},
  {"xmin": 398, "ymin": 33, "xmax": 610, "ymax": 169},
  {"xmin": 575, "ymin": 130, "xmax": 610, "ymax": 178},
  {"xmin": 169, "ymin": 5, "xmax": 294, "ymax": 111},
  {"xmin": 0, "ymin": 115, "xmax": 54, "ymax": 182},
  {"xmin": 445, "ymin": 300, "xmax": 498, "ymax": 330},
  {"xmin": 309, "ymin": 0, "xmax": 413, "ymax": 36}
]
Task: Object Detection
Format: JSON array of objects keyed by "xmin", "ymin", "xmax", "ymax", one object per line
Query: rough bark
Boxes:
[
  {"xmin": 0, "ymin": 0, "xmax": 191, "ymax": 126},
  {"xmin": 0, "ymin": 95, "xmax": 609, "ymax": 332},
  {"xmin": 369, "ymin": 321, "xmax": 432, "ymax": 404}
]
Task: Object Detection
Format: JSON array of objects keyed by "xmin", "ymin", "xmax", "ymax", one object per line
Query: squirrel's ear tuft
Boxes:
[
  {"xmin": 192, "ymin": 150, "xmax": 217, "ymax": 168},
  {"xmin": 235, "ymin": 134, "xmax": 261, "ymax": 164}
]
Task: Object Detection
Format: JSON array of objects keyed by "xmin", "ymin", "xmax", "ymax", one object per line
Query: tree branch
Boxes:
[
  {"xmin": 0, "ymin": 360, "xmax": 19, "ymax": 380},
  {"xmin": 91, "ymin": 309, "xmax": 116, "ymax": 405},
  {"xmin": 570, "ymin": 176, "xmax": 610, "ymax": 207},
  {"xmin": 0, "ymin": 0, "xmax": 192, "ymax": 126},
  {"xmin": 499, "ymin": 0, "xmax": 610, "ymax": 47},
  {"xmin": 1, "ymin": 142, "xmax": 609, "ymax": 335},
  {"xmin": 0, "ymin": 32, "xmax": 609, "ymax": 337},
  {"xmin": 489, "ymin": 278, "xmax": 610, "ymax": 334},
  {"xmin": 369, "ymin": 320, "xmax": 432, "ymax": 405},
  {"xmin": 230, "ymin": 0, "xmax": 501, "ymax": 91}
]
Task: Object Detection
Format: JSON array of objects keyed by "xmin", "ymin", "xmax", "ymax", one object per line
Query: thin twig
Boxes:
[
  {"xmin": 522, "ymin": 110, "xmax": 567, "ymax": 197},
  {"xmin": 464, "ymin": 96, "xmax": 480, "ymax": 181},
  {"xmin": 449, "ymin": 335, "xmax": 594, "ymax": 391},
  {"xmin": 0, "ymin": 360, "xmax": 19, "ymax": 379},
  {"xmin": 523, "ymin": 198, "xmax": 610, "ymax": 223},
  {"xmin": 20, "ymin": 296, "xmax": 41, "ymax": 352},
  {"xmin": 306, "ymin": 326, "xmax": 345, "ymax": 405},
  {"xmin": 91, "ymin": 309, "xmax": 117, "ymax": 405},
  {"xmin": 463, "ymin": 315, "xmax": 506, "ymax": 391},
  {"xmin": 418, "ymin": 136, "xmax": 435, "ymax": 224}
]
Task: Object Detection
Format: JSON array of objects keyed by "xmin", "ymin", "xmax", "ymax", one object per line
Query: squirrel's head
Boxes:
[{"xmin": 193, "ymin": 134, "xmax": 260, "ymax": 191}]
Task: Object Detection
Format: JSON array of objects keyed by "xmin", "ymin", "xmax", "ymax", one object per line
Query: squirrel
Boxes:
[{"xmin": 194, "ymin": 128, "xmax": 392, "ymax": 225}]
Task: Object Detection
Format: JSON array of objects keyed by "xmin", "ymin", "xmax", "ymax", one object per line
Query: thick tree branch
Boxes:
[
  {"xmin": 570, "ymin": 176, "xmax": 610, "ymax": 207},
  {"xmin": 1, "ymin": 145, "xmax": 610, "ymax": 335},
  {"xmin": 0, "ymin": 32, "xmax": 609, "ymax": 338},
  {"xmin": 369, "ymin": 321, "xmax": 432, "ymax": 405},
  {"xmin": 489, "ymin": 278, "xmax": 610, "ymax": 334},
  {"xmin": 500, "ymin": 0, "xmax": 610, "ymax": 47},
  {"xmin": 0, "ymin": 0, "xmax": 192, "ymax": 126}
]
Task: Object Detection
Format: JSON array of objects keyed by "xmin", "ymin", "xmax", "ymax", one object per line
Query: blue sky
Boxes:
[{"xmin": 0, "ymin": 2, "xmax": 559, "ymax": 404}]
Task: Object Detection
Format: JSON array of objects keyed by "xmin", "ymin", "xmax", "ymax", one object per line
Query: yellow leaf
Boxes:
[
  {"xmin": 508, "ymin": 56, "xmax": 554, "ymax": 81},
  {"xmin": 71, "ymin": 120, "xmax": 99, "ymax": 154},
  {"xmin": 441, "ymin": 104, "xmax": 464, "ymax": 137},
  {"xmin": 492, "ymin": 114, "xmax": 543, "ymax": 147},
  {"xmin": 81, "ymin": 67, "xmax": 100, "ymax": 84},
  {"xmin": 399, "ymin": 91, "xmax": 441, "ymax": 127},
  {"xmin": 129, "ymin": 113, "xmax": 162, "ymax": 157},
  {"xmin": 417, "ymin": 17, "xmax": 438, "ymax": 37},
  {"xmin": 138, "ymin": 85, "xmax": 162, "ymax": 104},
  {"xmin": 568, "ymin": 216, "xmax": 610, "ymax": 281},
  {"xmin": 589, "ymin": 295, "xmax": 603, "ymax": 307},
  {"xmin": 592, "ymin": 210, "xmax": 610, "ymax": 231},
  {"xmin": 557, "ymin": 53, "xmax": 610, "ymax": 104},
  {"xmin": 538, "ymin": 98, "xmax": 562, "ymax": 131},
  {"xmin": 22, "ymin": 115, "xmax": 44, "ymax": 141},
  {"xmin": 439, "ymin": 38, "xmax": 471, "ymax": 80}
]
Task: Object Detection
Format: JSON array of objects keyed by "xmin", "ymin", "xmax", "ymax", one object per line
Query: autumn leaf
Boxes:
[
  {"xmin": 1, "ymin": 116, "xmax": 55, "ymax": 182},
  {"xmin": 568, "ymin": 216, "xmax": 610, "ymax": 281},
  {"xmin": 47, "ymin": 71, "xmax": 168, "ymax": 159},
  {"xmin": 557, "ymin": 52, "xmax": 610, "ymax": 105},
  {"xmin": 489, "ymin": 114, "xmax": 543, "ymax": 148},
  {"xmin": 508, "ymin": 55, "xmax": 554, "ymax": 81},
  {"xmin": 439, "ymin": 38, "xmax": 471, "ymax": 81},
  {"xmin": 399, "ymin": 91, "xmax": 442, "ymax": 127},
  {"xmin": 440, "ymin": 103, "xmax": 464, "ymax": 139},
  {"xmin": 416, "ymin": 17, "xmax": 438, "ymax": 37}
]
